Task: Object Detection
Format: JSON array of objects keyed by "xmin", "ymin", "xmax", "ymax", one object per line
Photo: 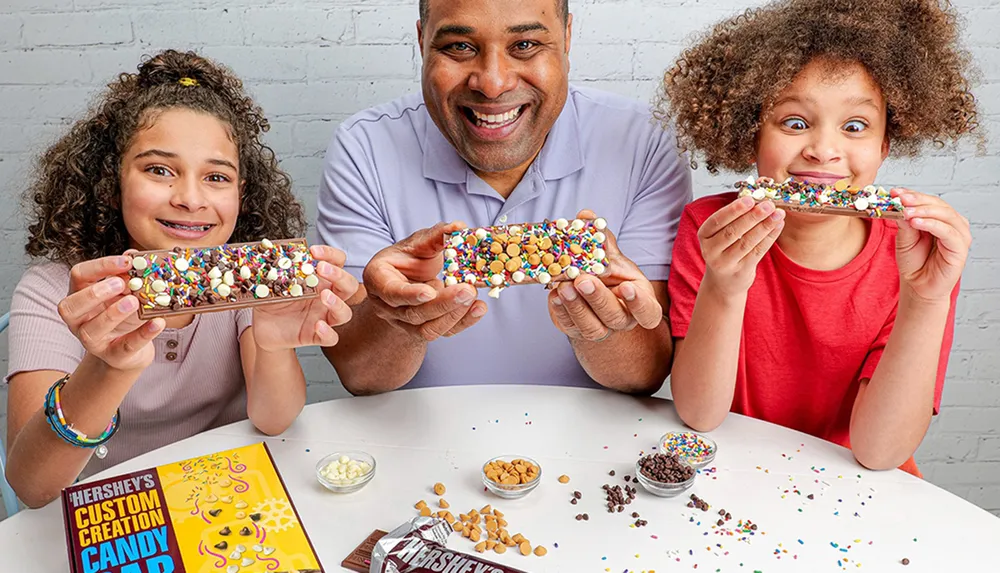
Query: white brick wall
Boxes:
[{"xmin": 0, "ymin": 0, "xmax": 997, "ymax": 521}]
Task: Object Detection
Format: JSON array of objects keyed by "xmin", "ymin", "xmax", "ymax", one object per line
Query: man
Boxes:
[{"xmin": 316, "ymin": 0, "xmax": 691, "ymax": 395}]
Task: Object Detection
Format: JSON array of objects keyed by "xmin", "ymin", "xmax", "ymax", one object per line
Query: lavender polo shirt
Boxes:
[{"xmin": 317, "ymin": 85, "xmax": 692, "ymax": 389}]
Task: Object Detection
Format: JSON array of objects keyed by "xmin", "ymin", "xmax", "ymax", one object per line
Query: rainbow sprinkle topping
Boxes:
[{"xmin": 736, "ymin": 176, "xmax": 904, "ymax": 219}]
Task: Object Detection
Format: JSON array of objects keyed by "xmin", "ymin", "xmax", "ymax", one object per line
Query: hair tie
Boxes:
[{"xmin": 178, "ymin": 77, "xmax": 199, "ymax": 87}]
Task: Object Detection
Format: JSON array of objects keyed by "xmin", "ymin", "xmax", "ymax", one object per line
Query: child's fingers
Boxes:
[
  {"xmin": 68, "ymin": 255, "xmax": 132, "ymax": 292},
  {"xmin": 722, "ymin": 208, "xmax": 784, "ymax": 261},
  {"xmin": 309, "ymin": 244, "xmax": 347, "ymax": 268},
  {"xmin": 313, "ymin": 321, "xmax": 340, "ymax": 347},
  {"xmin": 739, "ymin": 216, "xmax": 785, "ymax": 265},
  {"xmin": 316, "ymin": 261, "xmax": 360, "ymax": 301},
  {"xmin": 904, "ymin": 204, "xmax": 972, "ymax": 238},
  {"xmin": 698, "ymin": 196, "xmax": 756, "ymax": 240},
  {"xmin": 106, "ymin": 319, "xmax": 163, "ymax": 362},
  {"xmin": 76, "ymin": 295, "xmax": 139, "ymax": 349},
  {"xmin": 907, "ymin": 217, "xmax": 970, "ymax": 261},
  {"xmin": 704, "ymin": 201, "xmax": 776, "ymax": 250},
  {"xmin": 58, "ymin": 277, "xmax": 126, "ymax": 330},
  {"xmin": 320, "ymin": 290, "xmax": 354, "ymax": 328}
]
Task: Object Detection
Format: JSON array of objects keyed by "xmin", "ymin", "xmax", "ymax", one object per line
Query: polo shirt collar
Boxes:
[{"xmin": 422, "ymin": 90, "xmax": 585, "ymax": 185}]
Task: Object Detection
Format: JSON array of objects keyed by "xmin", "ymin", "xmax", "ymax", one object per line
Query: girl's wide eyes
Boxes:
[
  {"xmin": 843, "ymin": 120, "xmax": 868, "ymax": 133},
  {"xmin": 782, "ymin": 118, "xmax": 807, "ymax": 130}
]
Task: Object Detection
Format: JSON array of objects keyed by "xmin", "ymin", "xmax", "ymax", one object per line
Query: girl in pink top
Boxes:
[
  {"xmin": 5, "ymin": 50, "xmax": 359, "ymax": 507},
  {"xmin": 658, "ymin": 0, "xmax": 979, "ymax": 475}
]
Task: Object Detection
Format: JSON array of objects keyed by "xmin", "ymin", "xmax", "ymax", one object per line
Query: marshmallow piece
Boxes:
[
  {"xmin": 151, "ymin": 280, "xmax": 167, "ymax": 293},
  {"xmin": 174, "ymin": 258, "xmax": 189, "ymax": 272},
  {"xmin": 445, "ymin": 276, "xmax": 458, "ymax": 287},
  {"xmin": 240, "ymin": 265, "xmax": 252, "ymax": 280},
  {"xmin": 790, "ymin": 192, "xmax": 801, "ymax": 202},
  {"xmin": 132, "ymin": 257, "xmax": 148, "ymax": 271},
  {"xmin": 538, "ymin": 272, "xmax": 552, "ymax": 285},
  {"xmin": 490, "ymin": 274, "xmax": 504, "ymax": 286},
  {"xmin": 154, "ymin": 294, "xmax": 171, "ymax": 307},
  {"xmin": 591, "ymin": 263, "xmax": 606, "ymax": 275},
  {"xmin": 301, "ymin": 263, "xmax": 315, "ymax": 276},
  {"xmin": 571, "ymin": 219, "xmax": 585, "ymax": 231},
  {"xmin": 512, "ymin": 271, "xmax": 525, "ymax": 283},
  {"xmin": 266, "ymin": 268, "xmax": 279, "ymax": 282},
  {"xmin": 217, "ymin": 284, "xmax": 232, "ymax": 298},
  {"xmin": 261, "ymin": 238, "xmax": 274, "ymax": 249},
  {"xmin": 555, "ymin": 218, "xmax": 569, "ymax": 230},
  {"xmin": 305, "ymin": 275, "xmax": 320, "ymax": 288},
  {"xmin": 566, "ymin": 266, "xmax": 580, "ymax": 279},
  {"xmin": 488, "ymin": 287, "xmax": 502, "ymax": 299},
  {"xmin": 254, "ymin": 284, "xmax": 270, "ymax": 298},
  {"xmin": 278, "ymin": 257, "xmax": 292, "ymax": 270},
  {"xmin": 289, "ymin": 283, "xmax": 303, "ymax": 297},
  {"xmin": 594, "ymin": 218, "xmax": 608, "ymax": 230},
  {"xmin": 128, "ymin": 277, "xmax": 143, "ymax": 291}
]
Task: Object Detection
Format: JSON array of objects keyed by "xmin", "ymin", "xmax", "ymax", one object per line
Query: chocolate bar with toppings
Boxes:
[
  {"xmin": 364, "ymin": 517, "xmax": 531, "ymax": 573},
  {"xmin": 736, "ymin": 177, "xmax": 905, "ymax": 220},
  {"xmin": 442, "ymin": 217, "xmax": 610, "ymax": 299},
  {"xmin": 126, "ymin": 238, "xmax": 320, "ymax": 319}
]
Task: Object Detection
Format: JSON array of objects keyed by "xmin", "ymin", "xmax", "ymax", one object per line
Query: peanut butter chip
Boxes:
[
  {"xmin": 519, "ymin": 541, "xmax": 532, "ymax": 555},
  {"xmin": 541, "ymin": 253, "xmax": 555, "ymax": 266},
  {"xmin": 505, "ymin": 258, "xmax": 521, "ymax": 272},
  {"xmin": 506, "ymin": 244, "xmax": 521, "ymax": 257},
  {"xmin": 534, "ymin": 545, "xmax": 548, "ymax": 556},
  {"xmin": 547, "ymin": 263, "xmax": 562, "ymax": 276},
  {"xmin": 489, "ymin": 260, "xmax": 505, "ymax": 274},
  {"xmin": 433, "ymin": 482, "xmax": 447, "ymax": 495},
  {"xmin": 490, "ymin": 242, "xmax": 503, "ymax": 255}
]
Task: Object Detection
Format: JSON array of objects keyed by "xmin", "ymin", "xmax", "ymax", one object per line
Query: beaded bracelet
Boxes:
[{"xmin": 43, "ymin": 374, "xmax": 119, "ymax": 458}]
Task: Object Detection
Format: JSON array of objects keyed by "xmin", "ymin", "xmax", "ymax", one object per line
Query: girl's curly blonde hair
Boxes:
[
  {"xmin": 24, "ymin": 49, "xmax": 305, "ymax": 266},
  {"xmin": 656, "ymin": 0, "xmax": 980, "ymax": 174}
]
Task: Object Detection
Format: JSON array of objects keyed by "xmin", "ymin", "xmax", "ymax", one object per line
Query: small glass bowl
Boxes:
[
  {"xmin": 634, "ymin": 457, "xmax": 696, "ymax": 498},
  {"xmin": 659, "ymin": 431, "xmax": 717, "ymax": 469},
  {"xmin": 316, "ymin": 451, "xmax": 376, "ymax": 494},
  {"xmin": 481, "ymin": 455, "xmax": 542, "ymax": 500}
]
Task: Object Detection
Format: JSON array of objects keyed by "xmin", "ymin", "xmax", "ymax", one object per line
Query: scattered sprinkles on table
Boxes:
[
  {"xmin": 442, "ymin": 217, "xmax": 610, "ymax": 299},
  {"xmin": 128, "ymin": 238, "xmax": 318, "ymax": 317},
  {"xmin": 735, "ymin": 177, "xmax": 904, "ymax": 219}
]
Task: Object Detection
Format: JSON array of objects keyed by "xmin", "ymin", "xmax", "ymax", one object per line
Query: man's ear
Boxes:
[
  {"xmin": 417, "ymin": 19, "xmax": 424, "ymax": 58},
  {"xmin": 565, "ymin": 13, "xmax": 573, "ymax": 56}
]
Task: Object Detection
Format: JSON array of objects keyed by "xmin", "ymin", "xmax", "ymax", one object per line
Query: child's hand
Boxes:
[
  {"xmin": 698, "ymin": 196, "xmax": 785, "ymax": 296},
  {"xmin": 59, "ymin": 255, "xmax": 165, "ymax": 372},
  {"xmin": 895, "ymin": 189, "xmax": 971, "ymax": 303},
  {"xmin": 251, "ymin": 245, "xmax": 360, "ymax": 350}
]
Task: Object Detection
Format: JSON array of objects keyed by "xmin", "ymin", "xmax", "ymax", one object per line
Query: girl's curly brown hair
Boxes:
[
  {"xmin": 656, "ymin": 0, "xmax": 980, "ymax": 174},
  {"xmin": 24, "ymin": 49, "xmax": 305, "ymax": 266}
]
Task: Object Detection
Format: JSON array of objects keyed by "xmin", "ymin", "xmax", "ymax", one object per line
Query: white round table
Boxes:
[{"xmin": 1, "ymin": 386, "xmax": 996, "ymax": 571}]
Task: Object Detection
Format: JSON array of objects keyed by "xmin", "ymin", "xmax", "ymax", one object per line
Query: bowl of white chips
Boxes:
[{"xmin": 316, "ymin": 451, "xmax": 375, "ymax": 493}]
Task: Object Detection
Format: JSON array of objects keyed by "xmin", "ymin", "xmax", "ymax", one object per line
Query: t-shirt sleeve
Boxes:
[
  {"xmin": 315, "ymin": 123, "xmax": 395, "ymax": 281},
  {"xmin": 235, "ymin": 308, "xmax": 253, "ymax": 338},
  {"xmin": 858, "ymin": 282, "xmax": 960, "ymax": 415},
  {"xmin": 4, "ymin": 265, "xmax": 85, "ymax": 384},
  {"xmin": 615, "ymin": 125, "xmax": 693, "ymax": 282},
  {"xmin": 667, "ymin": 206, "xmax": 706, "ymax": 339}
]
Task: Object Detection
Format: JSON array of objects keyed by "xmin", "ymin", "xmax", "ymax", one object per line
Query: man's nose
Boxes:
[{"xmin": 468, "ymin": 49, "xmax": 517, "ymax": 99}]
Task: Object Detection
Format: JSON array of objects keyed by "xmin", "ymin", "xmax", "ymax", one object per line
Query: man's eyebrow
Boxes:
[
  {"xmin": 508, "ymin": 22, "xmax": 548, "ymax": 34},
  {"xmin": 433, "ymin": 24, "xmax": 475, "ymax": 41}
]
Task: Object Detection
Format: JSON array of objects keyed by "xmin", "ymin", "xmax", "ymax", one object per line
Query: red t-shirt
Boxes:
[{"xmin": 668, "ymin": 193, "xmax": 957, "ymax": 476}]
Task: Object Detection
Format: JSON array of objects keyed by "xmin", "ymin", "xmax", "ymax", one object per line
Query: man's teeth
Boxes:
[{"xmin": 471, "ymin": 107, "xmax": 521, "ymax": 128}]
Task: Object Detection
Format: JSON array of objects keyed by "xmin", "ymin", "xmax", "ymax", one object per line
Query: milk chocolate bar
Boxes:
[
  {"xmin": 365, "ymin": 517, "xmax": 531, "ymax": 573},
  {"xmin": 442, "ymin": 218, "xmax": 609, "ymax": 298},
  {"xmin": 736, "ymin": 177, "xmax": 904, "ymax": 220},
  {"xmin": 126, "ymin": 238, "xmax": 320, "ymax": 319}
]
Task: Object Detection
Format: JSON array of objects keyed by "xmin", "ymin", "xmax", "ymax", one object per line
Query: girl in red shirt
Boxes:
[{"xmin": 658, "ymin": 0, "xmax": 980, "ymax": 476}]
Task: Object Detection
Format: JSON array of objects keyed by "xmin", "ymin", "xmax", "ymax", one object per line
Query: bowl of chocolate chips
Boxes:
[{"xmin": 635, "ymin": 452, "xmax": 696, "ymax": 497}]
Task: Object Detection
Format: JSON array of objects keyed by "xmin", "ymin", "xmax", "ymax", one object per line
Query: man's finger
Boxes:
[
  {"xmin": 557, "ymin": 282, "xmax": 615, "ymax": 341},
  {"xmin": 549, "ymin": 293, "xmax": 582, "ymax": 338},
  {"xmin": 365, "ymin": 262, "xmax": 437, "ymax": 307},
  {"xmin": 572, "ymin": 277, "xmax": 633, "ymax": 331},
  {"xmin": 397, "ymin": 285, "xmax": 477, "ymax": 326},
  {"xmin": 615, "ymin": 281, "xmax": 662, "ymax": 330},
  {"xmin": 444, "ymin": 301, "xmax": 488, "ymax": 337},
  {"xmin": 401, "ymin": 221, "xmax": 469, "ymax": 259}
]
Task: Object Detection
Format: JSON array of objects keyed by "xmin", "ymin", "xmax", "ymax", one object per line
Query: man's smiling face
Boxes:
[{"xmin": 418, "ymin": 0, "xmax": 571, "ymax": 175}]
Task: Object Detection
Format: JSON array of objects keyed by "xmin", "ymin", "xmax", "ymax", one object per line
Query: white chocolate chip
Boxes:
[
  {"xmin": 571, "ymin": 218, "xmax": 585, "ymax": 231},
  {"xmin": 594, "ymin": 218, "xmax": 608, "ymax": 230},
  {"xmin": 512, "ymin": 271, "xmax": 525, "ymax": 283},
  {"xmin": 305, "ymin": 275, "xmax": 320, "ymax": 288},
  {"xmin": 475, "ymin": 228, "xmax": 488, "ymax": 240},
  {"xmin": 566, "ymin": 266, "xmax": 580, "ymax": 279},
  {"xmin": 241, "ymin": 558, "xmax": 254, "ymax": 567},
  {"xmin": 594, "ymin": 248, "xmax": 606, "ymax": 261},
  {"xmin": 538, "ymin": 272, "xmax": 552, "ymax": 285},
  {"xmin": 764, "ymin": 188, "xmax": 778, "ymax": 199},
  {"xmin": 289, "ymin": 283, "xmax": 303, "ymax": 297},
  {"xmin": 266, "ymin": 268, "xmax": 278, "ymax": 282},
  {"xmin": 208, "ymin": 267, "xmax": 222, "ymax": 280},
  {"xmin": 131, "ymin": 257, "xmax": 148, "ymax": 271},
  {"xmin": 488, "ymin": 287, "xmax": 502, "ymax": 299},
  {"xmin": 450, "ymin": 235, "xmax": 463, "ymax": 248},
  {"xmin": 217, "ymin": 284, "xmax": 232, "ymax": 298},
  {"xmin": 278, "ymin": 257, "xmax": 292, "ymax": 269},
  {"xmin": 444, "ymin": 248, "xmax": 457, "ymax": 259},
  {"xmin": 591, "ymin": 263, "xmax": 606, "ymax": 275},
  {"xmin": 752, "ymin": 189, "xmax": 766, "ymax": 201},
  {"xmin": 509, "ymin": 225, "xmax": 522, "ymax": 235},
  {"xmin": 229, "ymin": 550, "xmax": 241, "ymax": 560},
  {"xmin": 151, "ymin": 279, "xmax": 166, "ymax": 293},
  {"xmin": 854, "ymin": 197, "xmax": 870, "ymax": 211},
  {"xmin": 301, "ymin": 263, "xmax": 315, "ymax": 276},
  {"xmin": 235, "ymin": 501, "xmax": 248, "ymax": 509},
  {"xmin": 154, "ymin": 294, "xmax": 171, "ymax": 307},
  {"xmin": 593, "ymin": 232, "xmax": 606, "ymax": 244},
  {"xmin": 236, "ymin": 544, "xmax": 246, "ymax": 553},
  {"xmin": 555, "ymin": 218, "xmax": 569, "ymax": 230},
  {"xmin": 293, "ymin": 252, "xmax": 304, "ymax": 263},
  {"xmin": 445, "ymin": 276, "xmax": 458, "ymax": 286},
  {"xmin": 790, "ymin": 192, "xmax": 801, "ymax": 202},
  {"xmin": 211, "ymin": 278, "xmax": 223, "ymax": 290},
  {"xmin": 226, "ymin": 566, "xmax": 238, "ymax": 573},
  {"xmin": 319, "ymin": 455, "xmax": 372, "ymax": 485},
  {"xmin": 252, "ymin": 544, "xmax": 263, "ymax": 553},
  {"xmin": 128, "ymin": 277, "xmax": 143, "ymax": 291},
  {"xmin": 223, "ymin": 270, "xmax": 235, "ymax": 286},
  {"xmin": 240, "ymin": 265, "xmax": 252, "ymax": 280},
  {"xmin": 186, "ymin": 271, "xmax": 199, "ymax": 282},
  {"xmin": 490, "ymin": 274, "xmax": 504, "ymax": 286},
  {"xmin": 174, "ymin": 258, "xmax": 189, "ymax": 272},
  {"xmin": 254, "ymin": 284, "xmax": 270, "ymax": 298},
  {"xmin": 235, "ymin": 511, "xmax": 246, "ymax": 519},
  {"xmin": 261, "ymin": 238, "xmax": 274, "ymax": 249},
  {"xmin": 745, "ymin": 175, "xmax": 757, "ymax": 185},
  {"xmin": 464, "ymin": 274, "xmax": 476, "ymax": 284},
  {"xmin": 448, "ymin": 262, "xmax": 459, "ymax": 273},
  {"xmin": 819, "ymin": 193, "xmax": 831, "ymax": 204},
  {"xmin": 863, "ymin": 185, "xmax": 877, "ymax": 195},
  {"xmin": 262, "ymin": 547, "xmax": 275, "ymax": 556}
]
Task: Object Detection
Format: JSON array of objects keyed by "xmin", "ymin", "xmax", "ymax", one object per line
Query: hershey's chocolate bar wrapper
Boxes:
[{"xmin": 370, "ymin": 517, "xmax": 531, "ymax": 573}]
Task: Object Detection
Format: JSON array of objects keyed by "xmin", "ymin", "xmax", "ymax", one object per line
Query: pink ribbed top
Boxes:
[{"xmin": 5, "ymin": 262, "xmax": 251, "ymax": 478}]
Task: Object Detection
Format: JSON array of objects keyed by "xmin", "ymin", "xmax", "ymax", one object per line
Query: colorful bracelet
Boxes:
[{"xmin": 43, "ymin": 374, "xmax": 119, "ymax": 457}]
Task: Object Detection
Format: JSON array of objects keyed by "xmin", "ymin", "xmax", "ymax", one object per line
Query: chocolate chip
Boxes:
[
  {"xmin": 725, "ymin": 513, "xmax": 731, "ymax": 521},
  {"xmin": 624, "ymin": 475, "xmax": 631, "ymax": 481},
  {"xmin": 575, "ymin": 514, "xmax": 583, "ymax": 521},
  {"xmin": 239, "ymin": 527, "xmax": 252, "ymax": 536},
  {"xmin": 637, "ymin": 453, "xmax": 695, "ymax": 484},
  {"xmin": 717, "ymin": 519, "xmax": 725, "ymax": 526},
  {"xmin": 609, "ymin": 470, "xmax": 616, "ymax": 476},
  {"xmin": 573, "ymin": 491, "xmax": 582, "ymax": 499},
  {"xmin": 901, "ymin": 558, "xmax": 910, "ymax": 566},
  {"xmin": 570, "ymin": 498, "xmax": 578, "ymax": 505},
  {"xmin": 750, "ymin": 524, "xmax": 758, "ymax": 531},
  {"xmin": 632, "ymin": 477, "xmax": 639, "ymax": 484},
  {"xmin": 807, "ymin": 494, "xmax": 815, "ymax": 500},
  {"xmin": 214, "ymin": 541, "xmax": 228, "ymax": 550},
  {"xmin": 219, "ymin": 527, "xmax": 231, "ymax": 536},
  {"xmin": 249, "ymin": 513, "xmax": 261, "ymax": 522},
  {"xmin": 631, "ymin": 512, "xmax": 639, "ymax": 518},
  {"xmin": 582, "ymin": 513, "xmax": 589, "ymax": 520},
  {"xmin": 208, "ymin": 508, "xmax": 222, "ymax": 517},
  {"xmin": 617, "ymin": 506, "xmax": 624, "ymax": 512}
]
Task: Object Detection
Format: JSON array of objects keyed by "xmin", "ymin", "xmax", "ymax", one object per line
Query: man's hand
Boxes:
[
  {"xmin": 363, "ymin": 221, "xmax": 489, "ymax": 341},
  {"xmin": 547, "ymin": 210, "xmax": 663, "ymax": 342}
]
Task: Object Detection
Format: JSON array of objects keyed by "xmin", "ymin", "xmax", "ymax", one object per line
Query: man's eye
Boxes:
[
  {"xmin": 844, "ymin": 120, "xmax": 868, "ymax": 133},
  {"xmin": 782, "ymin": 118, "xmax": 807, "ymax": 130},
  {"xmin": 449, "ymin": 42, "xmax": 472, "ymax": 52},
  {"xmin": 514, "ymin": 41, "xmax": 536, "ymax": 51}
]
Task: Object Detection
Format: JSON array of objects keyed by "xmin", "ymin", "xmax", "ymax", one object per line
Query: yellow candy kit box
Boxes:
[{"xmin": 60, "ymin": 442, "xmax": 323, "ymax": 573}]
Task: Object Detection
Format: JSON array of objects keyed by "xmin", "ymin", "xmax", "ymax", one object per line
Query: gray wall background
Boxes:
[{"xmin": 0, "ymin": 0, "xmax": 997, "ymax": 520}]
